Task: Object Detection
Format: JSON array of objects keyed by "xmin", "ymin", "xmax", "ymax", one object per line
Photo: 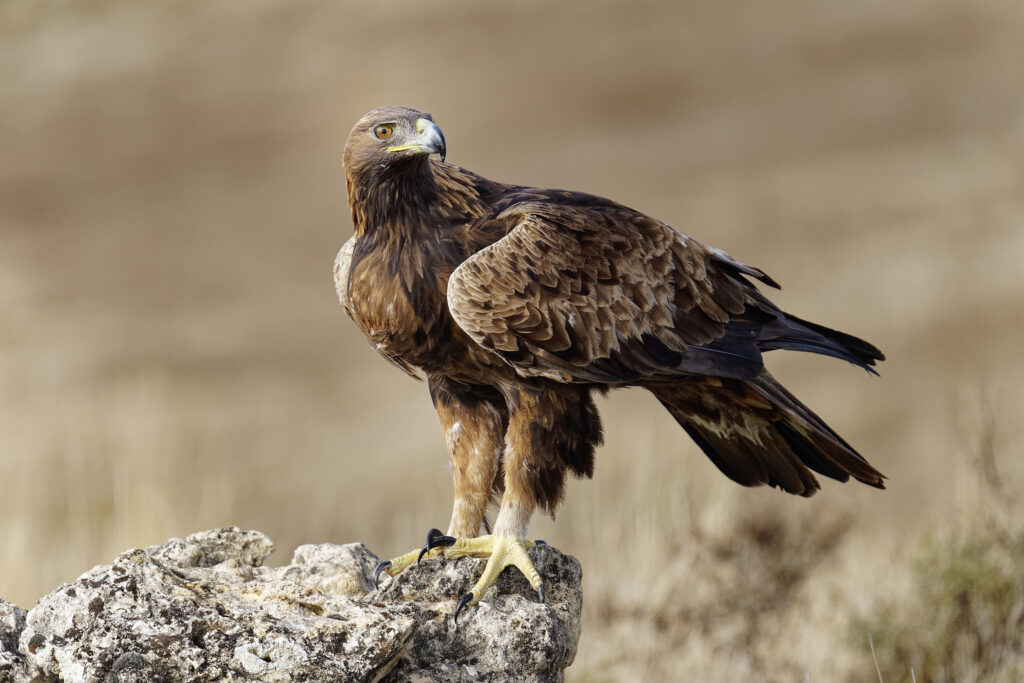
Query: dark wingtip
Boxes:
[
  {"xmin": 862, "ymin": 474, "xmax": 887, "ymax": 490},
  {"xmin": 861, "ymin": 363, "xmax": 881, "ymax": 377}
]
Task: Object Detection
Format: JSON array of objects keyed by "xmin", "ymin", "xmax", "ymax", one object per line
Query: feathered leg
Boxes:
[
  {"xmin": 424, "ymin": 386, "xmax": 601, "ymax": 621},
  {"xmin": 425, "ymin": 400, "xmax": 546, "ymax": 623},
  {"xmin": 440, "ymin": 389, "xmax": 506, "ymax": 539},
  {"xmin": 379, "ymin": 384, "xmax": 600, "ymax": 622},
  {"xmin": 374, "ymin": 378, "xmax": 506, "ymax": 582}
]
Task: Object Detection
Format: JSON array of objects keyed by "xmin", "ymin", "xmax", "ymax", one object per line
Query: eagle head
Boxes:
[{"xmin": 343, "ymin": 106, "xmax": 446, "ymax": 180}]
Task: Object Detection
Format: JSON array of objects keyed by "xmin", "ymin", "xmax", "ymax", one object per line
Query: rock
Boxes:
[
  {"xmin": 0, "ymin": 528, "xmax": 581, "ymax": 682},
  {"xmin": 375, "ymin": 540, "xmax": 582, "ymax": 682},
  {"xmin": 0, "ymin": 598, "xmax": 30, "ymax": 681}
]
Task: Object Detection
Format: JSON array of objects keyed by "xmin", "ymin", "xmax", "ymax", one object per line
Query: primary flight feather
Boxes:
[{"xmin": 335, "ymin": 106, "xmax": 884, "ymax": 620}]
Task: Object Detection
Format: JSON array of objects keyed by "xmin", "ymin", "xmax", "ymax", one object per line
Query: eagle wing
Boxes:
[
  {"xmin": 447, "ymin": 199, "xmax": 779, "ymax": 384},
  {"xmin": 334, "ymin": 235, "xmax": 421, "ymax": 379},
  {"xmin": 333, "ymin": 236, "xmax": 356, "ymax": 317}
]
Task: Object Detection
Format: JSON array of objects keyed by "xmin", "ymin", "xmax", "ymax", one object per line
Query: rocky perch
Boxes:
[{"xmin": 0, "ymin": 528, "xmax": 582, "ymax": 682}]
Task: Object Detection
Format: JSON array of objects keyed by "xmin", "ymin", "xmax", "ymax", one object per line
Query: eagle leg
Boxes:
[
  {"xmin": 429, "ymin": 377, "xmax": 507, "ymax": 538},
  {"xmin": 373, "ymin": 378, "xmax": 505, "ymax": 588}
]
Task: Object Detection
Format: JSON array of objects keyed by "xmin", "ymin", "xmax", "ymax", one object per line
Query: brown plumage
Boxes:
[{"xmin": 335, "ymin": 106, "xmax": 884, "ymax": 604}]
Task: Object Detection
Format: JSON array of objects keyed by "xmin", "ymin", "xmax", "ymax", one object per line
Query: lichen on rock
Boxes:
[
  {"xmin": 1, "ymin": 598, "xmax": 30, "ymax": 682},
  {"xmin": 0, "ymin": 527, "xmax": 581, "ymax": 682}
]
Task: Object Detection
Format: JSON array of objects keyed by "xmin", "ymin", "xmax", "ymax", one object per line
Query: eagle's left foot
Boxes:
[{"xmin": 422, "ymin": 533, "xmax": 547, "ymax": 623}]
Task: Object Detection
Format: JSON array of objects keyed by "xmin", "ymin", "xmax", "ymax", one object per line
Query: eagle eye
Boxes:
[{"xmin": 373, "ymin": 124, "xmax": 395, "ymax": 140}]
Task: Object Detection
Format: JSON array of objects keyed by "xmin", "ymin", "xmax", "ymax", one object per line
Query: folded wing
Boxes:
[{"xmin": 447, "ymin": 199, "xmax": 780, "ymax": 384}]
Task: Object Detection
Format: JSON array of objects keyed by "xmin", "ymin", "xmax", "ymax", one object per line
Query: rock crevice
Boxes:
[{"xmin": 0, "ymin": 528, "xmax": 581, "ymax": 682}]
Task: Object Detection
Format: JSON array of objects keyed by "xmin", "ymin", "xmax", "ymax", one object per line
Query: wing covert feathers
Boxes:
[
  {"xmin": 447, "ymin": 201, "xmax": 767, "ymax": 384},
  {"xmin": 652, "ymin": 371, "xmax": 885, "ymax": 496}
]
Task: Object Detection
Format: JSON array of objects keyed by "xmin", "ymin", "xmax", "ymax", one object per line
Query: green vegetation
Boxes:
[{"xmin": 862, "ymin": 457, "xmax": 1024, "ymax": 682}]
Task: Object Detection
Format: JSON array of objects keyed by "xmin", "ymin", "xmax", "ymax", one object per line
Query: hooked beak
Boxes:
[{"xmin": 387, "ymin": 118, "xmax": 446, "ymax": 161}]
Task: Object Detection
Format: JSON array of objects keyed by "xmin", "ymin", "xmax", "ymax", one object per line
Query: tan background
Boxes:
[{"xmin": 2, "ymin": 1, "xmax": 1023, "ymax": 679}]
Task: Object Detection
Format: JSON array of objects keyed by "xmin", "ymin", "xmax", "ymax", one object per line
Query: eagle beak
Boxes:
[{"xmin": 388, "ymin": 118, "xmax": 447, "ymax": 161}]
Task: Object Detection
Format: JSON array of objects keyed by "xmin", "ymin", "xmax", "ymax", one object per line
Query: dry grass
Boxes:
[
  {"xmin": 2, "ymin": 1, "xmax": 1024, "ymax": 679},
  {"xmin": 858, "ymin": 405, "xmax": 1024, "ymax": 683}
]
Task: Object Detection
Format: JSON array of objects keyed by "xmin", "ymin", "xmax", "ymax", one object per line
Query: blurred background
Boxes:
[{"xmin": 2, "ymin": 0, "xmax": 1023, "ymax": 680}]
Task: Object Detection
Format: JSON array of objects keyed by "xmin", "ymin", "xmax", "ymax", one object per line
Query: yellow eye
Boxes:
[{"xmin": 374, "ymin": 124, "xmax": 394, "ymax": 140}]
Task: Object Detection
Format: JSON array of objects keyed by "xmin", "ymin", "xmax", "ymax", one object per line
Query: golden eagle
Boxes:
[{"xmin": 335, "ymin": 106, "xmax": 884, "ymax": 620}]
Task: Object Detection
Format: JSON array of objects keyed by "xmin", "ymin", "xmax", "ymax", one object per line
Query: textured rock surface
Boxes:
[
  {"xmin": 0, "ymin": 528, "xmax": 581, "ymax": 682},
  {"xmin": 1, "ymin": 599, "xmax": 29, "ymax": 682}
]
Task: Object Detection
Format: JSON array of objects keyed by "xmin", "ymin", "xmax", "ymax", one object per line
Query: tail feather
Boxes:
[
  {"xmin": 758, "ymin": 310, "xmax": 885, "ymax": 374},
  {"xmin": 651, "ymin": 371, "xmax": 885, "ymax": 497}
]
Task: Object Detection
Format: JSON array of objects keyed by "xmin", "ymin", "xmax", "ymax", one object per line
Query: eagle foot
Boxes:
[
  {"xmin": 377, "ymin": 532, "xmax": 547, "ymax": 623},
  {"xmin": 374, "ymin": 528, "xmax": 455, "ymax": 588},
  {"xmin": 418, "ymin": 527, "xmax": 455, "ymax": 562},
  {"xmin": 433, "ymin": 534, "xmax": 545, "ymax": 624}
]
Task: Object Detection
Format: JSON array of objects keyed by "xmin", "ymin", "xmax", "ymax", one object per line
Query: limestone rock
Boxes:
[
  {"xmin": 0, "ymin": 598, "xmax": 30, "ymax": 682},
  {"xmin": 1, "ymin": 527, "xmax": 581, "ymax": 682}
]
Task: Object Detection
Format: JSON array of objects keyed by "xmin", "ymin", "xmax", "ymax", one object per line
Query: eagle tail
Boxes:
[
  {"xmin": 758, "ymin": 312, "xmax": 885, "ymax": 374},
  {"xmin": 651, "ymin": 372, "xmax": 885, "ymax": 497}
]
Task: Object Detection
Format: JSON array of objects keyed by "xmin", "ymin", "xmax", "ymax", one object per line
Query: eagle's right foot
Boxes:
[
  {"xmin": 418, "ymin": 528, "xmax": 455, "ymax": 562},
  {"xmin": 374, "ymin": 528, "xmax": 449, "ymax": 588}
]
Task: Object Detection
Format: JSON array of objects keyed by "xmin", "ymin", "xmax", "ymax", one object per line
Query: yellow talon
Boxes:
[
  {"xmin": 376, "ymin": 528, "xmax": 455, "ymax": 587},
  {"xmin": 438, "ymin": 535, "xmax": 545, "ymax": 623},
  {"xmin": 384, "ymin": 548, "xmax": 425, "ymax": 575},
  {"xmin": 376, "ymin": 529, "xmax": 547, "ymax": 624}
]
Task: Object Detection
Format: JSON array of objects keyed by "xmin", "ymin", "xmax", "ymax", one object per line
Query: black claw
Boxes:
[
  {"xmin": 373, "ymin": 561, "xmax": 392, "ymax": 588},
  {"xmin": 417, "ymin": 528, "xmax": 444, "ymax": 563},
  {"xmin": 538, "ymin": 583, "xmax": 546, "ymax": 604},
  {"xmin": 454, "ymin": 592, "xmax": 474, "ymax": 625},
  {"xmin": 417, "ymin": 528, "xmax": 456, "ymax": 563},
  {"xmin": 429, "ymin": 534, "xmax": 457, "ymax": 548}
]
